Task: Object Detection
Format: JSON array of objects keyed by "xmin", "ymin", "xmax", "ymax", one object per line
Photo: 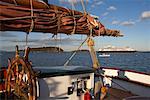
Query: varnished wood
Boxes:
[{"xmin": 5, "ymin": 46, "xmax": 37, "ymax": 100}]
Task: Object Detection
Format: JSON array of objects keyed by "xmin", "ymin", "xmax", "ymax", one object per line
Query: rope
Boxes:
[
  {"xmin": 29, "ymin": 0, "xmax": 34, "ymax": 33},
  {"xmin": 56, "ymin": 14, "xmax": 61, "ymax": 34},
  {"xmin": 12, "ymin": 0, "xmax": 17, "ymax": 5},
  {"xmin": 70, "ymin": 1, "xmax": 76, "ymax": 34},
  {"xmin": 54, "ymin": 34, "xmax": 58, "ymax": 47},
  {"xmin": 37, "ymin": 0, "xmax": 49, "ymax": 9},
  {"xmin": 26, "ymin": 0, "xmax": 34, "ymax": 47},
  {"xmin": 54, "ymin": 5, "xmax": 61, "ymax": 35},
  {"xmin": 25, "ymin": 33, "xmax": 29, "ymax": 47},
  {"xmin": 59, "ymin": 34, "xmax": 61, "ymax": 52},
  {"xmin": 64, "ymin": 36, "xmax": 89, "ymax": 66},
  {"xmin": 86, "ymin": 15, "xmax": 93, "ymax": 37},
  {"xmin": 80, "ymin": 0, "xmax": 86, "ymax": 13}
]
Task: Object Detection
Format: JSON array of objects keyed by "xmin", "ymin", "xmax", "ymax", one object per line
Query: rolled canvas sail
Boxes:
[{"xmin": 0, "ymin": 0, "xmax": 123, "ymax": 37}]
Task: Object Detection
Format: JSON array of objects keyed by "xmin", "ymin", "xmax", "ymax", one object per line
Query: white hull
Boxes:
[{"xmin": 99, "ymin": 67, "xmax": 150, "ymax": 97}]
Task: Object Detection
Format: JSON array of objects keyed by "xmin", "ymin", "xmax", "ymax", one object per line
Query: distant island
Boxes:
[
  {"xmin": 21, "ymin": 47, "xmax": 64, "ymax": 52},
  {"xmin": 98, "ymin": 45, "xmax": 136, "ymax": 53},
  {"xmin": 72, "ymin": 49, "xmax": 89, "ymax": 52}
]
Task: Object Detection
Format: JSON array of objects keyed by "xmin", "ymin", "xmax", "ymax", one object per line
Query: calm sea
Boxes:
[{"xmin": 0, "ymin": 51, "xmax": 150, "ymax": 74}]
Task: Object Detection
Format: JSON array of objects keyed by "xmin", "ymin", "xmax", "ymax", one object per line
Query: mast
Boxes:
[{"xmin": 87, "ymin": 38, "xmax": 99, "ymax": 69}]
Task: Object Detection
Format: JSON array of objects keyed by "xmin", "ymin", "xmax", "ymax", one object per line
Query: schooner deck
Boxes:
[
  {"xmin": 0, "ymin": 84, "xmax": 137, "ymax": 100},
  {"xmin": 104, "ymin": 88, "xmax": 135, "ymax": 100}
]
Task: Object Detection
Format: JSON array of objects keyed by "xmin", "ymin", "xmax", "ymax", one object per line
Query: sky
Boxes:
[{"xmin": 0, "ymin": 0, "xmax": 150, "ymax": 51}]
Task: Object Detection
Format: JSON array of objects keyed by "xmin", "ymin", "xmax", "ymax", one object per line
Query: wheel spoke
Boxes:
[{"xmin": 5, "ymin": 46, "xmax": 37, "ymax": 100}]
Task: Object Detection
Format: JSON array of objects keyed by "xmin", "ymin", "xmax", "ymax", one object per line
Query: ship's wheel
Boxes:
[{"xmin": 5, "ymin": 46, "xmax": 37, "ymax": 100}]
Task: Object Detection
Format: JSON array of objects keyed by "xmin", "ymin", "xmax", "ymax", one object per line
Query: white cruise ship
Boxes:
[{"xmin": 98, "ymin": 45, "xmax": 136, "ymax": 53}]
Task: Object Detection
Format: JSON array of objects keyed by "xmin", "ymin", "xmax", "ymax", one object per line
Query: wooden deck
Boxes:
[
  {"xmin": 1, "ymin": 87, "xmax": 150, "ymax": 100},
  {"xmin": 104, "ymin": 88, "xmax": 135, "ymax": 100}
]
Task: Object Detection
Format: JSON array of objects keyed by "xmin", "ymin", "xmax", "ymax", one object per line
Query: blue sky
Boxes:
[{"xmin": 0, "ymin": 0, "xmax": 150, "ymax": 51}]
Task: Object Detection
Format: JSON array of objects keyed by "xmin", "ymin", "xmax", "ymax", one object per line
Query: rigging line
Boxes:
[
  {"xmin": 70, "ymin": 1, "xmax": 76, "ymax": 34},
  {"xmin": 80, "ymin": 0, "xmax": 86, "ymax": 13},
  {"xmin": 64, "ymin": 36, "xmax": 90, "ymax": 66},
  {"xmin": 89, "ymin": 27, "xmax": 93, "ymax": 37},
  {"xmin": 26, "ymin": 0, "xmax": 34, "ymax": 47},
  {"xmin": 59, "ymin": 34, "xmax": 61, "ymax": 52},
  {"xmin": 29, "ymin": 0, "xmax": 34, "ymax": 33},
  {"xmin": 37, "ymin": 0, "xmax": 49, "ymax": 9},
  {"xmin": 55, "ymin": 34, "xmax": 58, "ymax": 47},
  {"xmin": 25, "ymin": 33, "xmax": 29, "ymax": 47},
  {"xmin": 86, "ymin": 14, "xmax": 94, "ymax": 37},
  {"xmin": 12, "ymin": 0, "xmax": 17, "ymax": 5},
  {"xmin": 71, "ymin": 0, "xmax": 76, "ymax": 10},
  {"xmin": 54, "ymin": 4, "xmax": 61, "ymax": 35},
  {"xmin": 86, "ymin": 0, "xmax": 88, "ymax": 7}
]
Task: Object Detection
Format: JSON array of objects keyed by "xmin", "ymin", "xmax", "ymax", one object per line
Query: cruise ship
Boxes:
[{"xmin": 98, "ymin": 45, "xmax": 136, "ymax": 53}]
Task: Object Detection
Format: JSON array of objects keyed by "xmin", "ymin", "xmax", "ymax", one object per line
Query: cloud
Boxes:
[
  {"xmin": 107, "ymin": 6, "xmax": 117, "ymax": 11},
  {"xmin": 10, "ymin": 39, "xmax": 39, "ymax": 43},
  {"xmin": 120, "ymin": 21, "xmax": 135, "ymax": 26},
  {"xmin": 90, "ymin": 1, "xmax": 103, "ymax": 8},
  {"xmin": 112, "ymin": 20, "xmax": 120, "ymax": 25},
  {"xmin": 0, "ymin": 36, "xmax": 84, "ymax": 51},
  {"xmin": 135, "ymin": 19, "xmax": 141, "ymax": 23},
  {"xmin": 0, "ymin": 32, "xmax": 16, "ymax": 37},
  {"xmin": 59, "ymin": 0, "xmax": 89, "ymax": 5},
  {"xmin": 91, "ymin": 4, "xmax": 95, "ymax": 8},
  {"xmin": 45, "ymin": 38, "xmax": 83, "ymax": 46},
  {"xmin": 10, "ymin": 37, "xmax": 83, "ymax": 46},
  {"xmin": 96, "ymin": 1, "xmax": 103, "ymax": 5},
  {"xmin": 111, "ymin": 20, "xmax": 136, "ymax": 26},
  {"xmin": 102, "ymin": 12, "xmax": 109, "ymax": 16},
  {"xmin": 141, "ymin": 11, "xmax": 150, "ymax": 19}
]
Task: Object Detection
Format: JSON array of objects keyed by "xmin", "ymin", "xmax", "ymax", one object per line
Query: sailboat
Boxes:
[{"xmin": 0, "ymin": 0, "xmax": 150, "ymax": 100}]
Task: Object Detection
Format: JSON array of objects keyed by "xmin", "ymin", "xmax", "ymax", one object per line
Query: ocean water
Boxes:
[{"xmin": 0, "ymin": 51, "xmax": 150, "ymax": 74}]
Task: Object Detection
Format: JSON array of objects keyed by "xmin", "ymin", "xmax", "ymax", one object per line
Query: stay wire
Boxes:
[
  {"xmin": 26, "ymin": 0, "xmax": 34, "ymax": 47},
  {"xmin": 29, "ymin": 0, "xmax": 34, "ymax": 33},
  {"xmin": 64, "ymin": 36, "xmax": 90, "ymax": 66},
  {"xmin": 70, "ymin": 1, "xmax": 76, "ymax": 34},
  {"xmin": 80, "ymin": 0, "xmax": 86, "ymax": 13},
  {"xmin": 13, "ymin": 0, "xmax": 17, "ymax": 5}
]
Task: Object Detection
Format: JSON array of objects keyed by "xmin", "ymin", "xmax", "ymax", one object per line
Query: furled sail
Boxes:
[{"xmin": 0, "ymin": 0, "xmax": 123, "ymax": 37}]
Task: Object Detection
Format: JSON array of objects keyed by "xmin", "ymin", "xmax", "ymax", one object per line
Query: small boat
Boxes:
[{"xmin": 99, "ymin": 53, "xmax": 110, "ymax": 57}]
